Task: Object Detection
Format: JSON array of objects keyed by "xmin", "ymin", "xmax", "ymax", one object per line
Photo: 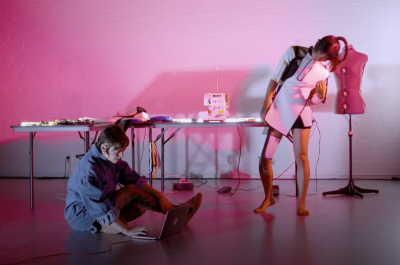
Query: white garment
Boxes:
[{"xmin": 264, "ymin": 47, "xmax": 329, "ymax": 136}]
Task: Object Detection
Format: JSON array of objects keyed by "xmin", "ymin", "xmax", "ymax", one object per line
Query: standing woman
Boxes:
[{"xmin": 255, "ymin": 36, "xmax": 348, "ymax": 215}]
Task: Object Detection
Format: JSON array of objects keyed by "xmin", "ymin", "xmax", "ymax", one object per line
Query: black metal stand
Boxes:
[{"xmin": 323, "ymin": 115, "xmax": 378, "ymax": 198}]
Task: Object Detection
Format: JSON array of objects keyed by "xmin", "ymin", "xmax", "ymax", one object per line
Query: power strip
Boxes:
[{"xmin": 173, "ymin": 177, "xmax": 194, "ymax": 190}]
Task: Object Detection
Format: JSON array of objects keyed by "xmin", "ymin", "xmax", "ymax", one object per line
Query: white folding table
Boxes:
[
  {"xmin": 129, "ymin": 121, "xmax": 265, "ymax": 191},
  {"xmin": 11, "ymin": 124, "xmax": 111, "ymax": 208},
  {"xmin": 11, "ymin": 120, "xmax": 266, "ymax": 208}
]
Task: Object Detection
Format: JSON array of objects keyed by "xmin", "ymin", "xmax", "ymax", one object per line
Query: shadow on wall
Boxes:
[
  {"xmin": 235, "ymin": 64, "xmax": 336, "ymax": 116},
  {"xmin": 120, "ymin": 67, "xmax": 338, "ymax": 179},
  {"xmin": 352, "ymin": 65, "xmax": 400, "ymax": 176},
  {"xmin": 132, "ymin": 64, "xmax": 399, "ymax": 179},
  {"xmin": 122, "ymin": 69, "xmax": 256, "ymax": 178},
  {"xmin": 122, "ymin": 67, "xmax": 335, "ymax": 119},
  {"xmin": 122, "ymin": 70, "xmax": 247, "ymax": 117},
  {"xmin": 0, "ymin": 65, "xmax": 366, "ymax": 178}
]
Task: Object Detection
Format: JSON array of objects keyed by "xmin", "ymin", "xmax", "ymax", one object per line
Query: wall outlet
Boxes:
[
  {"xmin": 228, "ymin": 155, "xmax": 233, "ymax": 164},
  {"xmin": 271, "ymin": 159, "xmax": 276, "ymax": 165}
]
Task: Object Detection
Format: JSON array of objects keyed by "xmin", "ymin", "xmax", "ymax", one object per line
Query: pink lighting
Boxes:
[{"xmin": 0, "ymin": 0, "xmax": 398, "ymax": 179}]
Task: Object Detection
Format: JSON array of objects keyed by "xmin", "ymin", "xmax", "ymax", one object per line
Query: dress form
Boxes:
[
  {"xmin": 324, "ymin": 45, "xmax": 379, "ymax": 199},
  {"xmin": 334, "ymin": 45, "xmax": 367, "ymax": 114}
]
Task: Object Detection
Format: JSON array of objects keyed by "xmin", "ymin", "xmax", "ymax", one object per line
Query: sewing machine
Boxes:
[{"xmin": 199, "ymin": 93, "xmax": 230, "ymax": 121}]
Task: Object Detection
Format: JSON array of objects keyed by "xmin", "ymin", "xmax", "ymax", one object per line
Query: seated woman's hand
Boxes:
[
  {"xmin": 158, "ymin": 196, "xmax": 173, "ymax": 214},
  {"xmin": 123, "ymin": 226, "xmax": 152, "ymax": 237},
  {"xmin": 316, "ymin": 80, "xmax": 327, "ymax": 99}
]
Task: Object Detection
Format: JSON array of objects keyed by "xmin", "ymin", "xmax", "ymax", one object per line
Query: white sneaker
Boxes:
[{"xmin": 101, "ymin": 225, "xmax": 120, "ymax": 234}]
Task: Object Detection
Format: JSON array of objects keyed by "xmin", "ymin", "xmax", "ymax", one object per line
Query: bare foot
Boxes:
[
  {"xmin": 254, "ymin": 196, "xmax": 275, "ymax": 213},
  {"xmin": 297, "ymin": 202, "xmax": 309, "ymax": 216}
]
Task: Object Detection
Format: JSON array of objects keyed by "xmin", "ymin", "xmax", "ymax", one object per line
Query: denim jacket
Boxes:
[{"xmin": 64, "ymin": 145, "xmax": 147, "ymax": 232}]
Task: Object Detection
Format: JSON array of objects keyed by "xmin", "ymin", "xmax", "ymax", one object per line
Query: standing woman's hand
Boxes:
[{"xmin": 316, "ymin": 80, "xmax": 327, "ymax": 99}]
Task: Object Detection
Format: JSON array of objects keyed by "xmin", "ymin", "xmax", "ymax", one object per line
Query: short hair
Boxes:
[{"xmin": 95, "ymin": 124, "xmax": 129, "ymax": 154}]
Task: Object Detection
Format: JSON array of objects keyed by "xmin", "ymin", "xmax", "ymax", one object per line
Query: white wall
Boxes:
[{"xmin": 0, "ymin": 0, "xmax": 399, "ymax": 179}]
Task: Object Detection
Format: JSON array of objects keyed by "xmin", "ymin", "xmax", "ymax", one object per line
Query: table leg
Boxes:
[
  {"xmin": 131, "ymin": 127, "xmax": 135, "ymax": 171},
  {"xmin": 29, "ymin": 132, "xmax": 34, "ymax": 209},
  {"xmin": 161, "ymin": 128, "xmax": 181, "ymax": 191},
  {"xmin": 149, "ymin": 128, "xmax": 152, "ymax": 187},
  {"xmin": 161, "ymin": 128, "xmax": 165, "ymax": 191},
  {"xmin": 295, "ymin": 162, "xmax": 298, "ymax": 197},
  {"xmin": 84, "ymin": 132, "xmax": 90, "ymax": 153}
]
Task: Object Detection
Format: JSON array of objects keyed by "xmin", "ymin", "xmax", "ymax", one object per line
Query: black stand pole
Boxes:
[{"xmin": 322, "ymin": 115, "xmax": 379, "ymax": 198}]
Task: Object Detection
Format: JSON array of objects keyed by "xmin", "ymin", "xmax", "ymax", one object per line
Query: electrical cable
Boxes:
[
  {"xmin": 313, "ymin": 117, "xmax": 321, "ymax": 194},
  {"xmin": 78, "ymin": 131, "xmax": 84, "ymax": 140},
  {"xmin": 0, "ymin": 240, "xmax": 135, "ymax": 265},
  {"xmin": 10, "ymin": 121, "xmax": 322, "ymax": 265},
  {"xmin": 266, "ymin": 118, "xmax": 321, "ymax": 197},
  {"xmin": 194, "ymin": 119, "xmax": 321, "ymax": 197},
  {"xmin": 55, "ymin": 194, "xmax": 67, "ymax": 201},
  {"xmin": 237, "ymin": 161, "xmax": 296, "ymax": 192},
  {"xmin": 139, "ymin": 128, "xmax": 146, "ymax": 174},
  {"xmin": 192, "ymin": 179, "xmax": 208, "ymax": 188},
  {"xmin": 150, "ymin": 142, "xmax": 159, "ymax": 179},
  {"xmin": 133, "ymin": 128, "xmax": 150, "ymax": 175},
  {"xmin": 233, "ymin": 126, "xmax": 311, "ymax": 192},
  {"xmin": 191, "ymin": 178, "xmax": 220, "ymax": 190},
  {"xmin": 309, "ymin": 121, "xmax": 317, "ymax": 138},
  {"xmin": 89, "ymin": 131, "xmax": 99, "ymax": 149},
  {"xmin": 136, "ymin": 118, "xmax": 320, "ymax": 195},
  {"xmin": 230, "ymin": 124, "xmax": 243, "ymax": 196},
  {"xmin": 63, "ymin": 158, "xmax": 71, "ymax": 178},
  {"xmin": 61, "ymin": 157, "xmax": 72, "ymax": 191}
]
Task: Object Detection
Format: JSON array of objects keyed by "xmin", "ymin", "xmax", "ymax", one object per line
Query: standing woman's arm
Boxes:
[
  {"xmin": 260, "ymin": 79, "xmax": 278, "ymax": 120},
  {"xmin": 310, "ymin": 78, "xmax": 328, "ymax": 105},
  {"xmin": 261, "ymin": 47, "xmax": 296, "ymax": 121}
]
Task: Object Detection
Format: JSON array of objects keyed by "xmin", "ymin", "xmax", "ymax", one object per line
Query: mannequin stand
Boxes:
[{"xmin": 323, "ymin": 115, "xmax": 379, "ymax": 198}]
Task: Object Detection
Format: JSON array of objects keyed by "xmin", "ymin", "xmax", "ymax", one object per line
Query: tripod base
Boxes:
[{"xmin": 323, "ymin": 180, "xmax": 379, "ymax": 199}]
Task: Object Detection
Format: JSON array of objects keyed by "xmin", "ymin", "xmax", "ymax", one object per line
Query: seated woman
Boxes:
[{"xmin": 65, "ymin": 124, "xmax": 202, "ymax": 236}]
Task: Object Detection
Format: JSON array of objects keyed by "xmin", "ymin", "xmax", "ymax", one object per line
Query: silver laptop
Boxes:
[{"xmin": 132, "ymin": 205, "xmax": 190, "ymax": 240}]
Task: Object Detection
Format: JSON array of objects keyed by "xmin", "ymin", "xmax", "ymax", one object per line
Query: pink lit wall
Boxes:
[{"xmin": 1, "ymin": 0, "xmax": 399, "ymax": 179}]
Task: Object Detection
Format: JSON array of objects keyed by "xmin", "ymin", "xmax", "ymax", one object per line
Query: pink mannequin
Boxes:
[
  {"xmin": 334, "ymin": 45, "xmax": 367, "ymax": 114},
  {"xmin": 323, "ymin": 46, "xmax": 379, "ymax": 198}
]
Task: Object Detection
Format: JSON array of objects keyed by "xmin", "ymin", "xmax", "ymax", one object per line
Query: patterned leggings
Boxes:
[{"xmin": 114, "ymin": 184, "xmax": 164, "ymax": 222}]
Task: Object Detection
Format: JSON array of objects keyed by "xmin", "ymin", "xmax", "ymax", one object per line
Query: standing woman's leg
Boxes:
[
  {"xmin": 254, "ymin": 128, "xmax": 282, "ymax": 213},
  {"xmin": 254, "ymin": 157, "xmax": 274, "ymax": 212},
  {"xmin": 292, "ymin": 128, "xmax": 311, "ymax": 215}
]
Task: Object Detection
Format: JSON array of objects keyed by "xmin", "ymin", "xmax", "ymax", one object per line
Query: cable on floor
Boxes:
[
  {"xmin": 191, "ymin": 119, "xmax": 321, "ymax": 198},
  {"xmin": 0, "ymin": 240, "xmax": 135, "ymax": 265}
]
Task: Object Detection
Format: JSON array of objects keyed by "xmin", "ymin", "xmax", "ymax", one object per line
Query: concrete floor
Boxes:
[{"xmin": 0, "ymin": 178, "xmax": 399, "ymax": 265}]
